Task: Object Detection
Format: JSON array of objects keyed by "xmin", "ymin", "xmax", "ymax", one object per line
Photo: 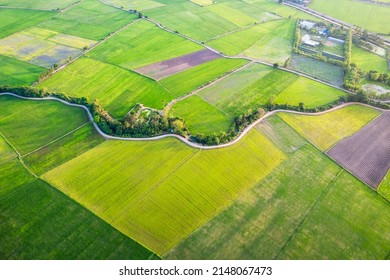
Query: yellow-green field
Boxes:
[
  {"xmin": 43, "ymin": 129, "xmax": 285, "ymax": 255},
  {"xmin": 378, "ymin": 171, "xmax": 390, "ymax": 202},
  {"xmin": 278, "ymin": 105, "xmax": 381, "ymax": 151}
]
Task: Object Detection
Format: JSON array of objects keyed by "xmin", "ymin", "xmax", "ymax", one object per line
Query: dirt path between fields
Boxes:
[{"xmin": 1, "ymin": 92, "xmax": 385, "ymax": 150}]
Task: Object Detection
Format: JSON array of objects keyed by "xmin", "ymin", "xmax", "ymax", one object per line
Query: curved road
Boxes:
[{"xmin": 0, "ymin": 92, "xmax": 385, "ymax": 150}]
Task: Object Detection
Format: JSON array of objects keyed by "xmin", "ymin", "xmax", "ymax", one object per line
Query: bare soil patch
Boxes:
[
  {"xmin": 327, "ymin": 111, "xmax": 390, "ymax": 189},
  {"xmin": 135, "ymin": 49, "xmax": 221, "ymax": 80}
]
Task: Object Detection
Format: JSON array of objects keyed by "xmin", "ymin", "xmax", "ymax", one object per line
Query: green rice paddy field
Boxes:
[
  {"xmin": 37, "ymin": 0, "xmax": 137, "ymax": 40},
  {"xmin": 0, "ymin": 55, "xmax": 44, "ymax": 86},
  {"xmin": 208, "ymin": 19, "xmax": 295, "ymax": 64},
  {"xmin": 0, "ymin": 96, "xmax": 388, "ymax": 259},
  {"xmin": 0, "ymin": 9, "xmax": 54, "ymax": 39},
  {"xmin": 0, "ymin": 0, "xmax": 76, "ymax": 10},
  {"xmin": 352, "ymin": 45, "xmax": 390, "ymax": 74},
  {"xmin": 39, "ymin": 57, "xmax": 174, "ymax": 117},
  {"xmin": 0, "ymin": 97, "xmax": 157, "ymax": 260},
  {"xmin": 309, "ymin": 0, "xmax": 390, "ymax": 34},
  {"xmin": 89, "ymin": 20, "xmax": 203, "ymax": 69},
  {"xmin": 166, "ymin": 116, "xmax": 390, "ymax": 259},
  {"xmin": 288, "ymin": 54, "xmax": 345, "ymax": 86},
  {"xmin": 278, "ymin": 105, "xmax": 381, "ymax": 151},
  {"xmin": 160, "ymin": 58, "xmax": 248, "ymax": 98},
  {"xmin": 171, "ymin": 63, "xmax": 346, "ymax": 135},
  {"xmin": 144, "ymin": 1, "xmax": 240, "ymax": 41}
]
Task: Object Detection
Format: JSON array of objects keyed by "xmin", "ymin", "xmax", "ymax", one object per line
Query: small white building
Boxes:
[
  {"xmin": 302, "ymin": 34, "xmax": 320, "ymax": 47},
  {"xmin": 300, "ymin": 20, "xmax": 316, "ymax": 30}
]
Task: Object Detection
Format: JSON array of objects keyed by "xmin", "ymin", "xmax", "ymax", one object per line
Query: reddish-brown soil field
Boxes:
[
  {"xmin": 135, "ymin": 49, "xmax": 221, "ymax": 80},
  {"xmin": 327, "ymin": 111, "xmax": 390, "ymax": 189}
]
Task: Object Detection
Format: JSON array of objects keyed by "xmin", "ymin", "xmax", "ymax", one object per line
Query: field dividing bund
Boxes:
[
  {"xmin": 166, "ymin": 115, "xmax": 390, "ymax": 260},
  {"xmin": 160, "ymin": 58, "xmax": 248, "ymax": 98},
  {"xmin": 278, "ymin": 105, "xmax": 382, "ymax": 151},
  {"xmin": 144, "ymin": 1, "xmax": 241, "ymax": 42},
  {"xmin": 207, "ymin": 19, "xmax": 295, "ymax": 64},
  {"xmin": 378, "ymin": 171, "xmax": 390, "ymax": 201},
  {"xmin": 43, "ymin": 128, "xmax": 285, "ymax": 255},
  {"xmin": 0, "ymin": 178, "xmax": 158, "ymax": 260},
  {"xmin": 135, "ymin": 49, "xmax": 221, "ymax": 80},
  {"xmin": 327, "ymin": 111, "xmax": 390, "ymax": 189},
  {"xmin": 88, "ymin": 19, "xmax": 204, "ymax": 70},
  {"xmin": 37, "ymin": 0, "xmax": 138, "ymax": 41},
  {"xmin": 0, "ymin": 8, "xmax": 54, "ymax": 39},
  {"xmin": 0, "ymin": 95, "xmax": 89, "ymax": 156}
]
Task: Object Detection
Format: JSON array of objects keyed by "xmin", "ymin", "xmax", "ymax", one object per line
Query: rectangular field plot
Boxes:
[
  {"xmin": 47, "ymin": 33, "xmax": 96, "ymax": 49},
  {"xmin": 327, "ymin": 111, "xmax": 390, "ymax": 189},
  {"xmin": 29, "ymin": 45, "xmax": 82, "ymax": 68},
  {"xmin": 89, "ymin": 20, "xmax": 203, "ymax": 70},
  {"xmin": 352, "ymin": 44, "xmax": 390, "ymax": 74},
  {"xmin": 246, "ymin": 0, "xmax": 318, "ymax": 21},
  {"xmin": 309, "ymin": 0, "xmax": 390, "ymax": 34},
  {"xmin": 0, "ymin": 158, "xmax": 35, "ymax": 197},
  {"xmin": 0, "ymin": 95, "xmax": 89, "ymax": 155},
  {"xmin": 165, "ymin": 119, "xmax": 341, "ymax": 259},
  {"xmin": 37, "ymin": 0, "xmax": 137, "ymax": 40},
  {"xmin": 102, "ymin": 0, "xmax": 165, "ymax": 10},
  {"xmin": 200, "ymin": 67, "xmax": 298, "ymax": 118},
  {"xmin": 0, "ymin": 55, "xmax": 44, "ymax": 86},
  {"xmin": 160, "ymin": 58, "xmax": 248, "ymax": 98},
  {"xmin": 0, "ymin": 179, "xmax": 157, "ymax": 260},
  {"xmin": 274, "ymin": 77, "xmax": 346, "ymax": 108},
  {"xmin": 278, "ymin": 105, "xmax": 381, "ymax": 151},
  {"xmin": 135, "ymin": 49, "xmax": 221, "ymax": 80},
  {"xmin": 0, "ymin": 0, "xmax": 77, "ymax": 10},
  {"xmin": 279, "ymin": 171, "xmax": 390, "ymax": 259},
  {"xmin": 0, "ymin": 30, "xmax": 91, "ymax": 68},
  {"xmin": 39, "ymin": 57, "xmax": 174, "ymax": 117},
  {"xmin": 288, "ymin": 54, "xmax": 345, "ymax": 86},
  {"xmin": 0, "ymin": 9, "xmax": 54, "ymax": 39},
  {"xmin": 206, "ymin": 3, "xmax": 258, "ymax": 27},
  {"xmin": 23, "ymin": 123, "xmax": 105, "ymax": 176},
  {"xmin": 208, "ymin": 19, "xmax": 295, "ymax": 64},
  {"xmin": 43, "ymin": 129, "xmax": 285, "ymax": 255},
  {"xmin": 169, "ymin": 95, "xmax": 232, "ymax": 135},
  {"xmin": 145, "ymin": 2, "xmax": 240, "ymax": 41}
]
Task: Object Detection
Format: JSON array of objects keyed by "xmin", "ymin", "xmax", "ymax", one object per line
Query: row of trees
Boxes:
[{"xmin": 1, "ymin": 85, "xmax": 388, "ymax": 146}]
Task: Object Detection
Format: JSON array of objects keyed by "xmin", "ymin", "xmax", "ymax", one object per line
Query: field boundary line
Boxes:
[
  {"xmin": 21, "ymin": 121, "xmax": 90, "ymax": 158},
  {"xmin": 109, "ymin": 149, "xmax": 201, "ymax": 223},
  {"xmin": 274, "ymin": 168, "xmax": 344, "ymax": 259},
  {"xmin": 0, "ymin": 130, "xmax": 38, "ymax": 177},
  {"xmin": 0, "ymin": 130, "xmax": 21, "ymax": 157},
  {"xmin": 324, "ymin": 111, "xmax": 384, "ymax": 154},
  {"xmin": 0, "ymin": 179, "xmax": 38, "ymax": 202},
  {"xmin": 165, "ymin": 61, "xmax": 253, "ymax": 110},
  {"xmin": 1, "ymin": 93, "xmax": 387, "ymax": 150},
  {"xmin": 35, "ymin": 18, "xmax": 141, "ymax": 85}
]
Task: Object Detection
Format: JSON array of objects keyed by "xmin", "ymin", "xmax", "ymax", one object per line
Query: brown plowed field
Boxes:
[
  {"xmin": 135, "ymin": 49, "xmax": 221, "ymax": 80},
  {"xmin": 327, "ymin": 111, "xmax": 390, "ymax": 189}
]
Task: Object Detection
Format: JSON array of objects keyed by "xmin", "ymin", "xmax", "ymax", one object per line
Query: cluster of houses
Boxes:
[{"xmin": 298, "ymin": 20, "xmax": 346, "ymax": 61}]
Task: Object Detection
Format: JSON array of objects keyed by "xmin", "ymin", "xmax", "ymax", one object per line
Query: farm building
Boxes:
[
  {"xmin": 300, "ymin": 20, "xmax": 316, "ymax": 30},
  {"xmin": 302, "ymin": 34, "xmax": 320, "ymax": 47},
  {"xmin": 328, "ymin": 37, "xmax": 345, "ymax": 44}
]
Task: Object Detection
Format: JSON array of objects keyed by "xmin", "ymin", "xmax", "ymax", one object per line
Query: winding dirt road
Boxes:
[{"xmin": 0, "ymin": 92, "xmax": 384, "ymax": 150}]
